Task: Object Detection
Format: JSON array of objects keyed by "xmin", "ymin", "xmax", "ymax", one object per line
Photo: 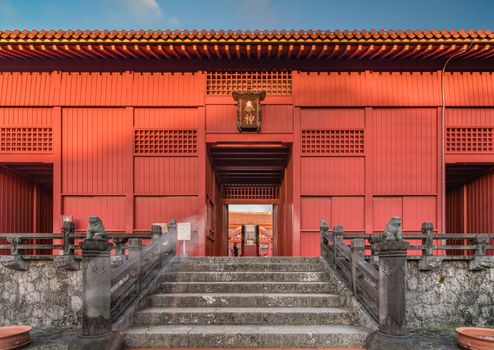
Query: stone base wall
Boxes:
[
  {"xmin": 407, "ymin": 260, "xmax": 494, "ymax": 328},
  {"xmin": 0, "ymin": 260, "xmax": 82, "ymax": 328},
  {"xmin": 1, "ymin": 258, "xmax": 493, "ymax": 330}
]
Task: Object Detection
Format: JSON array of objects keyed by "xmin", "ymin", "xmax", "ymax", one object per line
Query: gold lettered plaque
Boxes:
[{"xmin": 232, "ymin": 91, "xmax": 266, "ymax": 132}]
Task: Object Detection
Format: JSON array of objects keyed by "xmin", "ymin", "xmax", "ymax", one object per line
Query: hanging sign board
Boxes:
[
  {"xmin": 232, "ymin": 91, "xmax": 266, "ymax": 132},
  {"xmin": 177, "ymin": 222, "xmax": 191, "ymax": 241}
]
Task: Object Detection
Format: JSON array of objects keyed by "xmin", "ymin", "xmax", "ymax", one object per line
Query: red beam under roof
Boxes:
[{"xmin": 0, "ymin": 29, "xmax": 493, "ymax": 61}]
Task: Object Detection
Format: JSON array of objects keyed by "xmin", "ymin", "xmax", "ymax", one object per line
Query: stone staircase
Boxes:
[{"xmin": 124, "ymin": 257, "xmax": 370, "ymax": 348}]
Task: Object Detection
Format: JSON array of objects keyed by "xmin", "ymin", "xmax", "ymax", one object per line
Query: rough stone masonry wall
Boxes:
[
  {"xmin": 406, "ymin": 260, "xmax": 494, "ymax": 328},
  {"xmin": 0, "ymin": 260, "xmax": 82, "ymax": 328},
  {"xmin": 1, "ymin": 258, "xmax": 493, "ymax": 329}
]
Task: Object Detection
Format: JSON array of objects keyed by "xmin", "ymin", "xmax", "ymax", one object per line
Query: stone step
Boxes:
[
  {"xmin": 159, "ymin": 281, "xmax": 335, "ymax": 294},
  {"xmin": 161, "ymin": 271, "xmax": 328, "ymax": 282},
  {"xmin": 148, "ymin": 293, "xmax": 343, "ymax": 308},
  {"xmin": 172, "ymin": 257, "xmax": 321, "ymax": 264},
  {"xmin": 135, "ymin": 307, "xmax": 356, "ymax": 326},
  {"xmin": 124, "ymin": 324, "xmax": 369, "ymax": 348},
  {"xmin": 168, "ymin": 262, "xmax": 324, "ymax": 272}
]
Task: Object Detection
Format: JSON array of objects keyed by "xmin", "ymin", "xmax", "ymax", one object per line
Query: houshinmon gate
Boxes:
[{"xmin": 0, "ymin": 29, "xmax": 494, "ymax": 257}]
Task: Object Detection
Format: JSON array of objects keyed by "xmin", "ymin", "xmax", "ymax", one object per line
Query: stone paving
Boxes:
[
  {"xmin": 410, "ymin": 328, "xmax": 461, "ymax": 350},
  {"xmin": 25, "ymin": 327, "xmax": 463, "ymax": 349},
  {"xmin": 25, "ymin": 328, "xmax": 78, "ymax": 350}
]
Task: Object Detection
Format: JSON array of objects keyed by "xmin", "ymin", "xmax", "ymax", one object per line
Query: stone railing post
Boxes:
[
  {"xmin": 55, "ymin": 219, "xmax": 79, "ymax": 271},
  {"xmin": 320, "ymin": 218, "xmax": 329, "ymax": 242},
  {"xmin": 111, "ymin": 237, "xmax": 128, "ymax": 268},
  {"xmin": 366, "ymin": 216, "xmax": 418, "ymax": 350},
  {"xmin": 333, "ymin": 225, "xmax": 344, "ymax": 268},
  {"xmin": 418, "ymin": 221, "xmax": 442, "ymax": 271},
  {"xmin": 351, "ymin": 238, "xmax": 365, "ymax": 294},
  {"xmin": 168, "ymin": 219, "xmax": 177, "ymax": 256},
  {"xmin": 0, "ymin": 237, "xmax": 27, "ymax": 270},
  {"xmin": 113, "ymin": 237, "xmax": 128, "ymax": 256},
  {"xmin": 69, "ymin": 216, "xmax": 124, "ymax": 350},
  {"xmin": 127, "ymin": 238, "xmax": 143, "ymax": 292},
  {"xmin": 151, "ymin": 224, "xmax": 163, "ymax": 242},
  {"xmin": 469, "ymin": 234, "xmax": 494, "ymax": 271},
  {"xmin": 320, "ymin": 219, "xmax": 329, "ymax": 259},
  {"xmin": 151, "ymin": 224, "xmax": 163, "ymax": 266}
]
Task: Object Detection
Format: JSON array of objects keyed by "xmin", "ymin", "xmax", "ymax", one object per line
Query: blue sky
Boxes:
[{"xmin": 0, "ymin": 0, "xmax": 492, "ymax": 31}]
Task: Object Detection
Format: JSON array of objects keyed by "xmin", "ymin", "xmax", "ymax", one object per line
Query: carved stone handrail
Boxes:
[
  {"xmin": 68, "ymin": 217, "xmax": 177, "ymax": 350},
  {"xmin": 320, "ymin": 223, "xmax": 493, "ymax": 269},
  {"xmin": 321, "ymin": 225, "xmax": 379, "ymax": 321},
  {"xmin": 110, "ymin": 222, "xmax": 177, "ymax": 322},
  {"xmin": 321, "ymin": 217, "xmax": 419, "ymax": 350}
]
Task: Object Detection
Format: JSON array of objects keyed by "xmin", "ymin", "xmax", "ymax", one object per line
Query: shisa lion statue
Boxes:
[
  {"xmin": 86, "ymin": 216, "xmax": 108, "ymax": 241},
  {"xmin": 383, "ymin": 216, "xmax": 403, "ymax": 241},
  {"xmin": 369, "ymin": 216, "xmax": 403, "ymax": 246}
]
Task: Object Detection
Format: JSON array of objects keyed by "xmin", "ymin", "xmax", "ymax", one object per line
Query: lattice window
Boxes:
[
  {"xmin": 134, "ymin": 129, "xmax": 197, "ymax": 155},
  {"xmin": 301, "ymin": 130, "xmax": 364, "ymax": 155},
  {"xmin": 224, "ymin": 185, "xmax": 279, "ymax": 199},
  {"xmin": 446, "ymin": 128, "xmax": 493, "ymax": 152},
  {"xmin": 207, "ymin": 71, "xmax": 292, "ymax": 95},
  {"xmin": 0, "ymin": 127, "xmax": 52, "ymax": 152}
]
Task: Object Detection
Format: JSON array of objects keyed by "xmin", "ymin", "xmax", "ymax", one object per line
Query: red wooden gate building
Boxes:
[{"xmin": 0, "ymin": 29, "xmax": 493, "ymax": 256}]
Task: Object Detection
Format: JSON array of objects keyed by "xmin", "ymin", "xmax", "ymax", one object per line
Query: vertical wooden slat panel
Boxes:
[
  {"xmin": 0, "ymin": 108, "xmax": 53, "ymax": 126},
  {"xmin": 62, "ymin": 108, "xmax": 127, "ymax": 194},
  {"xmin": 446, "ymin": 186, "xmax": 464, "ymax": 233},
  {"xmin": 301, "ymin": 108, "xmax": 364, "ymax": 129},
  {"xmin": 0, "ymin": 72, "xmax": 54, "ymax": 106},
  {"xmin": 332, "ymin": 197, "xmax": 365, "ymax": 231},
  {"xmin": 134, "ymin": 108, "xmax": 200, "ymax": 129},
  {"xmin": 301, "ymin": 157, "xmax": 365, "ymax": 195},
  {"xmin": 466, "ymin": 170, "xmax": 494, "ymax": 234},
  {"xmin": 446, "ymin": 108, "xmax": 494, "ymax": 127},
  {"xmin": 0, "ymin": 167, "xmax": 34, "ymax": 234},
  {"xmin": 445, "ymin": 72, "xmax": 494, "ymax": 107},
  {"xmin": 62, "ymin": 196, "xmax": 126, "ymax": 231},
  {"xmin": 300, "ymin": 197, "xmax": 332, "ymax": 230},
  {"xmin": 134, "ymin": 196, "xmax": 199, "ymax": 230},
  {"xmin": 261, "ymin": 105, "xmax": 293, "ymax": 133},
  {"xmin": 371, "ymin": 108, "xmax": 437, "ymax": 194},
  {"xmin": 205, "ymin": 105, "xmax": 238, "ymax": 133},
  {"xmin": 134, "ymin": 157, "xmax": 198, "ymax": 194},
  {"xmin": 132, "ymin": 72, "xmax": 205, "ymax": 106},
  {"xmin": 60, "ymin": 72, "xmax": 127, "ymax": 106},
  {"xmin": 295, "ymin": 72, "xmax": 441, "ymax": 106},
  {"xmin": 403, "ymin": 196, "xmax": 437, "ymax": 231}
]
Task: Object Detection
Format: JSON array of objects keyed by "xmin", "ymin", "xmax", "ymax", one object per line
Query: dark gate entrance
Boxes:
[{"xmin": 206, "ymin": 143, "xmax": 291, "ymax": 256}]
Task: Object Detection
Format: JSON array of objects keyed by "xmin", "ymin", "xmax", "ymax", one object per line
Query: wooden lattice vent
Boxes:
[
  {"xmin": 206, "ymin": 71, "xmax": 292, "ymax": 95},
  {"xmin": 224, "ymin": 185, "xmax": 279, "ymax": 199},
  {"xmin": 0, "ymin": 127, "xmax": 53, "ymax": 152},
  {"xmin": 301, "ymin": 130, "xmax": 364, "ymax": 155},
  {"xmin": 134, "ymin": 129, "xmax": 197, "ymax": 155},
  {"xmin": 446, "ymin": 127, "xmax": 493, "ymax": 153}
]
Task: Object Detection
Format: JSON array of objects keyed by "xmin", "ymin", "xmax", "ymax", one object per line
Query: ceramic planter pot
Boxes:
[
  {"xmin": 457, "ymin": 327, "xmax": 494, "ymax": 350},
  {"xmin": 0, "ymin": 326, "xmax": 32, "ymax": 350}
]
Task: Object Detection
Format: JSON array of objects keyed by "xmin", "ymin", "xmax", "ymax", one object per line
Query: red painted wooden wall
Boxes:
[
  {"xmin": 0, "ymin": 167, "xmax": 34, "ymax": 233},
  {"xmin": 0, "ymin": 70, "xmax": 493, "ymax": 256}
]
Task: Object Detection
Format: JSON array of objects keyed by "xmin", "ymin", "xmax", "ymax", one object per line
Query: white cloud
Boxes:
[
  {"xmin": 119, "ymin": 0, "xmax": 162, "ymax": 19},
  {"xmin": 234, "ymin": 0, "xmax": 278, "ymax": 28}
]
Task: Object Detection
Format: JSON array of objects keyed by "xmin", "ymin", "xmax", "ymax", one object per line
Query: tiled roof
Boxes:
[
  {"xmin": 229, "ymin": 212, "xmax": 272, "ymax": 226},
  {"xmin": 0, "ymin": 29, "xmax": 492, "ymax": 60},
  {"xmin": 0, "ymin": 29, "xmax": 493, "ymax": 42}
]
